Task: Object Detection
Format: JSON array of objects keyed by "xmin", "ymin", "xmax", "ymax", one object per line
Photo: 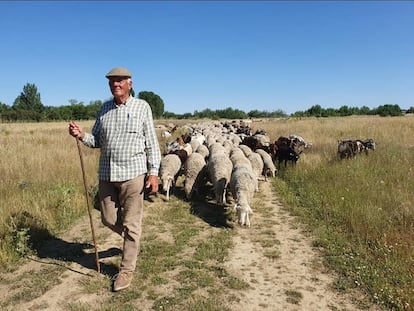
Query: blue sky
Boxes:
[{"xmin": 1, "ymin": 1, "xmax": 413, "ymax": 115}]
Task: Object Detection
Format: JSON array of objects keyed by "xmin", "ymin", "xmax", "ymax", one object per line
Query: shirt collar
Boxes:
[{"xmin": 113, "ymin": 95, "xmax": 133, "ymax": 108}]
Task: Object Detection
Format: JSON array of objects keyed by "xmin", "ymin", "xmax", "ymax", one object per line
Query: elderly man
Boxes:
[{"xmin": 69, "ymin": 67, "xmax": 161, "ymax": 291}]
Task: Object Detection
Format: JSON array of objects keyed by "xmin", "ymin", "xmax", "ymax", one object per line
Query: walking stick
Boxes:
[{"xmin": 75, "ymin": 138, "xmax": 100, "ymax": 273}]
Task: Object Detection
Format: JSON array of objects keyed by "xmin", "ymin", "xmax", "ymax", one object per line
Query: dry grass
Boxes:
[{"xmin": 0, "ymin": 121, "xmax": 98, "ymax": 266}]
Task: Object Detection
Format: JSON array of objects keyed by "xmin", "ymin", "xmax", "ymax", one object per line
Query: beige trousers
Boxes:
[{"xmin": 99, "ymin": 175, "xmax": 145, "ymax": 272}]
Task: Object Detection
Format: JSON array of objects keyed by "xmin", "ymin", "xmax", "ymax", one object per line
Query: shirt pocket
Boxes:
[{"xmin": 126, "ymin": 114, "xmax": 142, "ymax": 134}]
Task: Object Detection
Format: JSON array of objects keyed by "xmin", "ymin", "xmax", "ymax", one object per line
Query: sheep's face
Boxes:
[
  {"xmin": 234, "ymin": 203, "xmax": 252, "ymax": 227},
  {"xmin": 162, "ymin": 175, "xmax": 173, "ymax": 192}
]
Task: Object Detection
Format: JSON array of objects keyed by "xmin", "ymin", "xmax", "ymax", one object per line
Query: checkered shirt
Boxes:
[{"xmin": 82, "ymin": 96, "xmax": 161, "ymax": 182}]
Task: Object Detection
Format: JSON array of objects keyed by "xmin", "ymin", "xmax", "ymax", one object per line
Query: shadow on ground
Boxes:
[{"xmin": 9, "ymin": 210, "xmax": 120, "ymax": 277}]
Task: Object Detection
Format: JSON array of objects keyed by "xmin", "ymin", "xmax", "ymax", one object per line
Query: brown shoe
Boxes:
[{"xmin": 113, "ymin": 271, "xmax": 133, "ymax": 292}]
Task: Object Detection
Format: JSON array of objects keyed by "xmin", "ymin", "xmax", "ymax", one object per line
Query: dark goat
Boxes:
[
  {"xmin": 169, "ymin": 149, "xmax": 189, "ymax": 166},
  {"xmin": 275, "ymin": 136, "xmax": 293, "ymax": 148},
  {"xmin": 241, "ymin": 136, "xmax": 262, "ymax": 151},
  {"xmin": 337, "ymin": 140, "xmax": 358, "ymax": 159},
  {"xmin": 236, "ymin": 126, "xmax": 252, "ymax": 136},
  {"xmin": 275, "ymin": 146, "xmax": 300, "ymax": 168},
  {"xmin": 359, "ymin": 139, "xmax": 376, "ymax": 154},
  {"xmin": 241, "ymin": 135, "xmax": 275, "ymax": 157}
]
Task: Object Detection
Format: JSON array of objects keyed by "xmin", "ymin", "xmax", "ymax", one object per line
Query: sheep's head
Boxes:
[
  {"xmin": 162, "ymin": 175, "xmax": 174, "ymax": 192},
  {"xmin": 234, "ymin": 203, "xmax": 253, "ymax": 227}
]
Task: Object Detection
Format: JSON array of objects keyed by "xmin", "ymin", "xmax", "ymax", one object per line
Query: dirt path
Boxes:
[
  {"xmin": 225, "ymin": 181, "xmax": 376, "ymax": 310},
  {"xmin": 0, "ymin": 180, "xmax": 380, "ymax": 311}
]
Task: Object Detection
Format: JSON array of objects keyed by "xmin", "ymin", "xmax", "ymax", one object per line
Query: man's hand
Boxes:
[
  {"xmin": 69, "ymin": 121, "xmax": 85, "ymax": 140},
  {"xmin": 145, "ymin": 175, "xmax": 159, "ymax": 194}
]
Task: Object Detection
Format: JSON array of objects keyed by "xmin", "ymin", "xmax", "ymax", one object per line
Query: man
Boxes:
[{"xmin": 68, "ymin": 67, "xmax": 161, "ymax": 291}]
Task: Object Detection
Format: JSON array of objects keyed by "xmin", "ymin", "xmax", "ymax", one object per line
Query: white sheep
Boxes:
[
  {"xmin": 207, "ymin": 152, "xmax": 233, "ymax": 205},
  {"xmin": 208, "ymin": 142, "xmax": 226, "ymax": 155},
  {"xmin": 229, "ymin": 148, "xmax": 258, "ymax": 193},
  {"xmin": 229, "ymin": 133, "xmax": 242, "ymax": 146},
  {"xmin": 190, "ymin": 139, "xmax": 201, "ymax": 153},
  {"xmin": 184, "ymin": 152, "xmax": 207, "ymax": 200},
  {"xmin": 254, "ymin": 133, "xmax": 271, "ymax": 146},
  {"xmin": 238, "ymin": 144, "xmax": 253, "ymax": 157},
  {"xmin": 230, "ymin": 147, "xmax": 252, "ymax": 171},
  {"xmin": 158, "ymin": 154, "xmax": 182, "ymax": 201},
  {"xmin": 230, "ymin": 165, "xmax": 256, "ymax": 227},
  {"xmin": 222, "ymin": 140, "xmax": 233, "ymax": 156},
  {"xmin": 195, "ymin": 144, "xmax": 210, "ymax": 159},
  {"xmin": 247, "ymin": 152, "xmax": 264, "ymax": 188},
  {"xmin": 255, "ymin": 148, "xmax": 277, "ymax": 180}
]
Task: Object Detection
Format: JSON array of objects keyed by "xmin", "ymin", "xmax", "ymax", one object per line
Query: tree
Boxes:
[
  {"xmin": 13, "ymin": 83, "xmax": 44, "ymax": 114},
  {"xmin": 306, "ymin": 105, "xmax": 323, "ymax": 117},
  {"xmin": 338, "ymin": 105, "xmax": 352, "ymax": 116},
  {"xmin": 376, "ymin": 104, "xmax": 402, "ymax": 117},
  {"xmin": 138, "ymin": 91, "xmax": 164, "ymax": 119},
  {"xmin": 359, "ymin": 106, "xmax": 371, "ymax": 115},
  {"xmin": 407, "ymin": 107, "xmax": 414, "ymax": 114},
  {"xmin": 86, "ymin": 100, "xmax": 102, "ymax": 119}
]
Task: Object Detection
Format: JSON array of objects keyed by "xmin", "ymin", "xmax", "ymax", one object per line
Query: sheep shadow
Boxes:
[
  {"xmin": 153, "ymin": 179, "xmax": 234, "ymax": 228},
  {"xmin": 190, "ymin": 200, "xmax": 234, "ymax": 228},
  {"xmin": 187, "ymin": 182, "xmax": 235, "ymax": 228}
]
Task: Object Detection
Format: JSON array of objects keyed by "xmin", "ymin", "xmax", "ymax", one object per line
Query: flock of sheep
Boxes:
[
  {"xmin": 156, "ymin": 120, "xmax": 309, "ymax": 227},
  {"xmin": 156, "ymin": 119, "xmax": 377, "ymax": 227}
]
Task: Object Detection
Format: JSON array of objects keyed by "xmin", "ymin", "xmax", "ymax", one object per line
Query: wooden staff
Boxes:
[{"xmin": 75, "ymin": 138, "xmax": 100, "ymax": 273}]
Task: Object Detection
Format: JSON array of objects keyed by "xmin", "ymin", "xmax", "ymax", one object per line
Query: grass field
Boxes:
[{"xmin": 0, "ymin": 115, "xmax": 413, "ymax": 310}]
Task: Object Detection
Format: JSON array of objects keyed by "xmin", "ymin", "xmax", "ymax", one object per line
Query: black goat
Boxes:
[{"xmin": 275, "ymin": 146, "xmax": 300, "ymax": 168}]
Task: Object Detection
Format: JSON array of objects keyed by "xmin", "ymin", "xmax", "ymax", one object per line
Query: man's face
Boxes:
[{"xmin": 108, "ymin": 76, "xmax": 132, "ymax": 100}]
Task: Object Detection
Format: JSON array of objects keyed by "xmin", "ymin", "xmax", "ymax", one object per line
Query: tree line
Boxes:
[{"xmin": 0, "ymin": 83, "xmax": 412, "ymax": 122}]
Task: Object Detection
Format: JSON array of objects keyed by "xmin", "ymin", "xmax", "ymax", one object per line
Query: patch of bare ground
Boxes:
[
  {"xmin": 0, "ymin": 179, "xmax": 382, "ymax": 311},
  {"xmin": 224, "ymin": 181, "xmax": 380, "ymax": 311}
]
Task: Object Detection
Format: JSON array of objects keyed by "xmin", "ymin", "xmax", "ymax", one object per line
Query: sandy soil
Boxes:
[{"xmin": 0, "ymin": 180, "xmax": 381, "ymax": 311}]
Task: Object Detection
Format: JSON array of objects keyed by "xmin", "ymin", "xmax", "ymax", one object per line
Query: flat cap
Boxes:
[{"xmin": 105, "ymin": 67, "xmax": 132, "ymax": 79}]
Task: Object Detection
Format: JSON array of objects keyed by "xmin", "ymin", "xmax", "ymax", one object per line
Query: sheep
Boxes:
[
  {"xmin": 229, "ymin": 147, "xmax": 258, "ymax": 193},
  {"xmin": 190, "ymin": 139, "xmax": 201, "ymax": 153},
  {"xmin": 195, "ymin": 144, "xmax": 209, "ymax": 159},
  {"xmin": 207, "ymin": 152, "xmax": 233, "ymax": 205},
  {"xmin": 229, "ymin": 133, "xmax": 242, "ymax": 146},
  {"xmin": 229, "ymin": 147, "xmax": 252, "ymax": 170},
  {"xmin": 161, "ymin": 130, "xmax": 172, "ymax": 138},
  {"xmin": 208, "ymin": 142, "xmax": 226, "ymax": 155},
  {"xmin": 169, "ymin": 149, "xmax": 190, "ymax": 166},
  {"xmin": 247, "ymin": 152, "xmax": 264, "ymax": 188},
  {"xmin": 255, "ymin": 148, "xmax": 277, "ymax": 179},
  {"xmin": 253, "ymin": 133, "xmax": 271, "ymax": 146},
  {"xmin": 230, "ymin": 165, "xmax": 256, "ymax": 227},
  {"xmin": 222, "ymin": 140, "xmax": 233, "ymax": 156},
  {"xmin": 158, "ymin": 154, "xmax": 182, "ymax": 201},
  {"xmin": 184, "ymin": 152, "xmax": 207, "ymax": 200},
  {"xmin": 191, "ymin": 132, "xmax": 206, "ymax": 146},
  {"xmin": 238, "ymin": 144, "xmax": 253, "ymax": 157}
]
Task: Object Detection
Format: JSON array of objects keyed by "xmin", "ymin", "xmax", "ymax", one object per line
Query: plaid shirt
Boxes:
[{"xmin": 82, "ymin": 96, "xmax": 161, "ymax": 182}]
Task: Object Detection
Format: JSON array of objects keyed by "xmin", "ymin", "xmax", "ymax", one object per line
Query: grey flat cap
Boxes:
[{"xmin": 105, "ymin": 67, "xmax": 132, "ymax": 78}]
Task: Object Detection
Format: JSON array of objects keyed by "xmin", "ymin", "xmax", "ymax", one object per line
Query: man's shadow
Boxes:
[{"xmin": 11, "ymin": 211, "xmax": 120, "ymax": 278}]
